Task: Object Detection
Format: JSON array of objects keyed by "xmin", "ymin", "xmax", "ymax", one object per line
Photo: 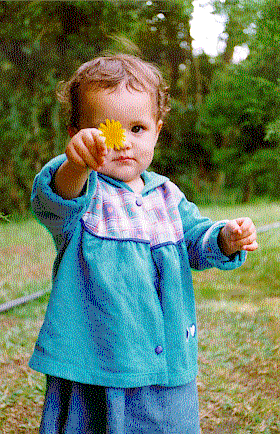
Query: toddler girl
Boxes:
[{"xmin": 30, "ymin": 54, "xmax": 257, "ymax": 434}]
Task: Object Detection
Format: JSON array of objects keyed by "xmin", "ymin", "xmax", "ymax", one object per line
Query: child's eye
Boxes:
[{"xmin": 131, "ymin": 125, "xmax": 144, "ymax": 134}]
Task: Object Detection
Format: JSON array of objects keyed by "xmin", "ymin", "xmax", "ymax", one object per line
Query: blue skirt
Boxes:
[{"xmin": 39, "ymin": 375, "xmax": 200, "ymax": 434}]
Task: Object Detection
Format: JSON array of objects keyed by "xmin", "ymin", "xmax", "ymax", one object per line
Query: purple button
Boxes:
[
  {"xmin": 155, "ymin": 345, "xmax": 163, "ymax": 355},
  {"xmin": 136, "ymin": 196, "xmax": 143, "ymax": 206}
]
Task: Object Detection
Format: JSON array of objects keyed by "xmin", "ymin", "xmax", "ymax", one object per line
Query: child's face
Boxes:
[{"xmin": 79, "ymin": 85, "xmax": 162, "ymax": 190}]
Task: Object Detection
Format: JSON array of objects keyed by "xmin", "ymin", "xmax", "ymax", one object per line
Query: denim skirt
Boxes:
[{"xmin": 39, "ymin": 375, "xmax": 200, "ymax": 434}]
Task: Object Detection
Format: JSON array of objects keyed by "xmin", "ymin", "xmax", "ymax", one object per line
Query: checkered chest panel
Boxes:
[{"xmin": 82, "ymin": 180, "xmax": 184, "ymax": 248}]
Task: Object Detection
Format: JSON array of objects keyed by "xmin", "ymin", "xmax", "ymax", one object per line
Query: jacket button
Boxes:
[
  {"xmin": 155, "ymin": 345, "xmax": 163, "ymax": 355},
  {"xmin": 136, "ymin": 196, "xmax": 143, "ymax": 206}
]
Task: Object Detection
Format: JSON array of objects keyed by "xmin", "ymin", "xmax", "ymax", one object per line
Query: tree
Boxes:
[
  {"xmin": 0, "ymin": 1, "xmax": 143, "ymax": 213},
  {"xmin": 0, "ymin": 0, "xmax": 202, "ymax": 212},
  {"xmin": 199, "ymin": 0, "xmax": 280, "ymax": 201},
  {"xmin": 1, "ymin": 0, "xmax": 279, "ymax": 214}
]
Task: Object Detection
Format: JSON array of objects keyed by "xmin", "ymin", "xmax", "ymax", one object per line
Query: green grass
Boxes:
[
  {"xmin": 0, "ymin": 218, "xmax": 54, "ymax": 433},
  {"xmin": 0, "ymin": 219, "xmax": 55, "ymax": 304},
  {"xmin": 194, "ymin": 201, "xmax": 280, "ymax": 301},
  {"xmin": 194, "ymin": 201, "xmax": 280, "ymax": 433},
  {"xmin": 0, "ymin": 203, "xmax": 279, "ymax": 433},
  {"xmin": 198, "ymin": 200, "xmax": 280, "ymax": 226}
]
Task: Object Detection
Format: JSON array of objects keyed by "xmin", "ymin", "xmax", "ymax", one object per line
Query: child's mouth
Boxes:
[{"xmin": 114, "ymin": 156, "xmax": 133, "ymax": 162}]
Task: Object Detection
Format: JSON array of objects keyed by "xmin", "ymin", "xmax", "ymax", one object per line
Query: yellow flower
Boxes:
[{"xmin": 99, "ymin": 119, "xmax": 126, "ymax": 150}]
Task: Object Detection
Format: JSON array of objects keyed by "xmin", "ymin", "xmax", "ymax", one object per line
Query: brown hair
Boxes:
[{"xmin": 56, "ymin": 53, "xmax": 170, "ymax": 129}]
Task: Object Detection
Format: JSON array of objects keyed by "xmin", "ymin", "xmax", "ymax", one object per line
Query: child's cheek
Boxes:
[{"xmin": 104, "ymin": 149, "xmax": 114, "ymax": 163}]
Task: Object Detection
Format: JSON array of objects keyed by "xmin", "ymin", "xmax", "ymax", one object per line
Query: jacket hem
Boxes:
[{"xmin": 29, "ymin": 353, "xmax": 197, "ymax": 388}]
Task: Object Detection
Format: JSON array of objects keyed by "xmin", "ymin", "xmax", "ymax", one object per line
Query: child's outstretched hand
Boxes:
[
  {"xmin": 66, "ymin": 128, "xmax": 108, "ymax": 171},
  {"xmin": 218, "ymin": 217, "xmax": 258, "ymax": 257}
]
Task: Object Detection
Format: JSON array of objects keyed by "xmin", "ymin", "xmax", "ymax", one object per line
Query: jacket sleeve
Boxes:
[
  {"xmin": 30, "ymin": 154, "xmax": 97, "ymax": 250},
  {"xmin": 178, "ymin": 195, "xmax": 246, "ymax": 271}
]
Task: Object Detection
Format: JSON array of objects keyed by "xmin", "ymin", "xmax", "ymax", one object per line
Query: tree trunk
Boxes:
[
  {"xmin": 185, "ymin": 21, "xmax": 204, "ymax": 107},
  {"xmin": 241, "ymin": 176, "xmax": 254, "ymax": 203}
]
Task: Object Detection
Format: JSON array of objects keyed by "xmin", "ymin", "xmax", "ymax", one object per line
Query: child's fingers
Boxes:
[
  {"xmin": 82, "ymin": 129, "xmax": 108, "ymax": 168},
  {"xmin": 241, "ymin": 240, "xmax": 258, "ymax": 251},
  {"xmin": 229, "ymin": 218, "xmax": 256, "ymax": 240},
  {"xmin": 77, "ymin": 140, "xmax": 104, "ymax": 169},
  {"xmin": 71, "ymin": 134, "xmax": 101, "ymax": 168},
  {"xmin": 237, "ymin": 231, "xmax": 257, "ymax": 249},
  {"xmin": 223, "ymin": 220, "xmax": 242, "ymax": 239},
  {"xmin": 236, "ymin": 217, "xmax": 254, "ymax": 232},
  {"xmin": 90, "ymin": 129, "xmax": 108, "ymax": 157},
  {"xmin": 239, "ymin": 218, "xmax": 257, "ymax": 240},
  {"xmin": 82, "ymin": 131, "xmax": 106, "ymax": 167},
  {"xmin": 67, "ymin": 128, "xmax": 107, "ymax": 169},
  {"xmin": 66, "ymin": 145, "xmax": 88, "ymax": 169},
  {"xmin": 220, "ymin": 218, "xmax": 258, "ymax": 256}
]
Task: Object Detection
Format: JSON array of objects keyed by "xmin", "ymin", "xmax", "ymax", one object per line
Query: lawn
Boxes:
[{"xmin": 0, "ymin": 202, "xmax": 279, "ymax": 434}]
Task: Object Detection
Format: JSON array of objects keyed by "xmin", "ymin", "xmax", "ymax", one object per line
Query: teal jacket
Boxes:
[{"xmin": 29, "ymin": 155, "xmax": 246, "ymax": 388}]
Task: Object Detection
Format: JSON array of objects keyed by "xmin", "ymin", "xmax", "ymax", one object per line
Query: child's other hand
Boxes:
[
  {"xmin": 218, "ymin": 217, "xmax": 258, "ymax": 257},
  {"xmin": 66, "ymin": 128, "xmax": 108, "ymax": 171}
]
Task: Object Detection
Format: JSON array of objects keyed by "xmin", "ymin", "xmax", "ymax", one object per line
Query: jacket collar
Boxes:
[{"xmin": 97, "ymin": 170, "xmax": 169, "ymax": 195}]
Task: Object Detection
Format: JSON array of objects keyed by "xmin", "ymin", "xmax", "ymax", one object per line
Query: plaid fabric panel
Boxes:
[{"xmin": 82, "ymin": 179, "xmax": 184, "ymax": 247}]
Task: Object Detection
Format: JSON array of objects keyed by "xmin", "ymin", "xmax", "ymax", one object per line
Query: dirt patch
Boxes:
[
  {"xmin": 200, "ymin": 419, "xmax": 240, "ymax": 434},
  {"xmin": 0, "ymin": 243, "xmax": 53, "ymax": 286},
  {"xmin": 0, "ymin": 316, "xmax": 20, "ymax": 328},
  {"xmin": 0, "ymin": 400, "xmax": 42, "ymax": 434},
  {"xmin": 0, "ymin": 355, "xmax": 44, "ymax": 433},
  {"xmin": 0, "ymin": 245, "xmax": 33, "ymax": 256},
  {"xmin": 0, "ymin": 354, "xmax": 30, "ymax": 380},
  {"xmin": 236, "ymin": 357, "xmax": 280, "ymax": 400}
]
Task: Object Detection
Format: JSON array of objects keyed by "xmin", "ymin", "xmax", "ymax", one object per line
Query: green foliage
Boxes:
[
  {"xmin": 202, "ymin": 68, "xmax": 280, "ymax": 130},
  {"xmin": 0, "ymin": 0, "xmax": 197, "ymax": 214},
  {"xmin": 1, "ymin": 0, "xmax": 280, "ymax": 214},
  {"xmin": 199, "ymin": 51, "xmax": 280, "ymax": 200}
]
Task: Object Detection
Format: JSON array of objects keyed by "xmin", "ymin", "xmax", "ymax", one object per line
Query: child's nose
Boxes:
[{"xmin": 122, "ymin": 131, "xmax": 132, "ymax": 149}]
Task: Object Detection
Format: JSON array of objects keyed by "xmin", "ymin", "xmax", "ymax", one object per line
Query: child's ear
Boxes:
[
  {"xmin": 157, "ymin": 120, "xmax": 163, "ymax": 135},
  {"xmin": 67, "ymin": 126, "xmax": 79, "ymax": 138}
]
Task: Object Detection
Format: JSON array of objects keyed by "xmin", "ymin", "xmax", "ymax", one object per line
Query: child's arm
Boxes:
[
  {"xmin": 218, "ymin": 217, "xmax": 258, "ymax": 256},
  {"xmin": 31, "ymin": 154, "xmax": 94, "ymax": 248},
  {"xmin": 176, "ymin": 191, "xmax": 256, "ymax": 271},
  {"xmin": 54, "ymin": 128, "xmax": 107, "ymax": 200}
]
